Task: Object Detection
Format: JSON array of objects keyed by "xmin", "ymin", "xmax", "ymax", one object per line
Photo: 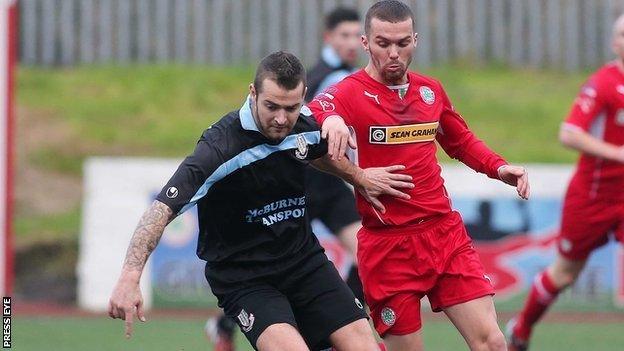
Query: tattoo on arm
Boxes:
[
  {"xmin": 122, "ymin": 200, "xmax": 174, "ymax": 272},
  {"xmin": 311, "ymin": 155, "xmax": 360, "ymax": 185}
]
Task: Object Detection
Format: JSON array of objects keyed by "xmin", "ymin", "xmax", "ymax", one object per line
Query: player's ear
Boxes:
[
  {"xmin": 413, "ymin": 33, "xmax": 418, "ymax": 48},
  {"xmin": 323, "ymin": 30, "xmax": 331, "ymax": 44},
  {"xmin": 302, "ymin": 86, "xmax": 308, "ymax": 98},
  {"xmin": 249, "ymin": 83, "xmax": 256, "ymax": 101},
  {"xmin": 361, "ymin": 34, "xmax": 369, "ymax": 51}
]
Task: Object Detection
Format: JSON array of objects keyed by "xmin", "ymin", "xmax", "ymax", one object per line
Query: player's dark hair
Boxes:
[
  {"xmin": 254, "ymin": 51, "xmax": 306, "ymax": 94},
  {"xmin": 364, "ymin": 0, "xmax": 415, "ymax": 36},
  {"xmin": 325, "ymin": 7, "xmax": 360, "ymax": 31}
]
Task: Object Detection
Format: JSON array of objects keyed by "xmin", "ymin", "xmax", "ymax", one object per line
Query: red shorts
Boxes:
[
  {"xmin": 559, "ymin": 188, "xmax": 624, "ymax": 260},
  {"xmin": 357, "ymin": 211, "xmax": 493, "ymax": 337}
]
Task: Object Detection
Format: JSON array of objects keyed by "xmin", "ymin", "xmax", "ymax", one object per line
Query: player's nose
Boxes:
[
  {"xmin": 389, "ymin": 45, "xmax": 399, "ymax": 59},
  {"xmin": 274, "ymin": 110, "xmax": 287, "ymax": 125}
]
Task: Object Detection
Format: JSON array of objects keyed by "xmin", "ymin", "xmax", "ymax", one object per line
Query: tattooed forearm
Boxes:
[
  {"xmin": 122, "ymin": 200, "xmax": 174, "ymax": 272},
  {"xmin": 311, "ymin": 155, "xmax": 362, "ymax": 186}
]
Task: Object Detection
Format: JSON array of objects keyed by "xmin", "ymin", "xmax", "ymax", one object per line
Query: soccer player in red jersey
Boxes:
[
  {"xmin": 506, "ymin": 14, "xmax": 624, "ymax": 351},
  {"xmin": 308, "ymin": 1, "xmax": 530, "ymax": 351}
]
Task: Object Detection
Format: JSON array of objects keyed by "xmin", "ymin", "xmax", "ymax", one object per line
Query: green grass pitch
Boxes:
[{"xmin": 13, "ymin": 315, "xmax": 624, "ymax": 351}]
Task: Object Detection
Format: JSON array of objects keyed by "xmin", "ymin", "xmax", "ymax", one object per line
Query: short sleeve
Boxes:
[
  {"xmin": 156, "ymin": 130, "xmax": 224, "ymax": 215},
  {"xmin": 307, "ymin": 83, "xmax": 353, "ymax": 126},
  {"xmin": 563, "ymin": 77, "xmax": 608, "ymax": 132}
]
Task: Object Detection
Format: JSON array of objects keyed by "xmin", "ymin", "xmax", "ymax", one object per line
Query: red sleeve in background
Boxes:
[
  {"xmin": 563, "ymin": 76, "xmax": 607, "ymax": 132},
  {"xmin": 436, "ymin": 84, "xmax": 507, "ymax": 180}
]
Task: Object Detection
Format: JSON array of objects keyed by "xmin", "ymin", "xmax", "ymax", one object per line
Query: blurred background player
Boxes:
[
  {"xmin": 506, "ymin": 14, "xmax": 624, "ymax": 351},
  {"xmin": 310, "ymin": 1, "xmax": 530, "ymax": 350},
  {"xmin": 305, "ymin": 7, "xmax": 361, "ymax": 101},
  {"xmin": 206, "ymin": 7, "xmax": 366, "ymax": 351},
  {"xmin": 304, "ymin": 5, "xmax": 365, "ymax": 310}
]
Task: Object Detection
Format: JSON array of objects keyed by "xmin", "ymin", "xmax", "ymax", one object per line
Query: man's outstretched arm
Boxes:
[{"xmin": 108, "ymin": 200, "xmax": 174, "ymax": 338}]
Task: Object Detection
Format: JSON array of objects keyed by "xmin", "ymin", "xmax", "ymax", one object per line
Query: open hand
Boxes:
[{"xmin": 356, "ymin": 165, "xmax": 414, "ymax": 213}]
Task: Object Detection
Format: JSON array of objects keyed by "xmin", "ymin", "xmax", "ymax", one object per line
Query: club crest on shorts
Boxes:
[
  {"xmin": 295, "ymin": 134, "xmax": 309, "ymax": 159},
  {"xmin": 237, "ymin": 309, "xmax": 255, "ymax": 333},
  {"xmin": 559, "ymin": 238, "xmax": 573, "ymax": 253},
  {"xmin": 380, "ymin": 307, "xmax": 396, "ymax": 326},
  {"xmin": 419, "ymin": 86, "xmax": 435, "ymax": 105}
]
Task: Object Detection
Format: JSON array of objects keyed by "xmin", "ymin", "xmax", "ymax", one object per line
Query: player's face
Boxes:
[
  {"xmin": 612, "ymin": 17, "xmax": 624, "ymax": 61},
  {"xmin": 325, "ymin": 21, "xmax": 362, "ymax": 67},
  {"xmin": 362, "ymin": 18, "xmax": 417, "ymax": 85},
  {"xmin": 250, "ymin": 79, "xmax": 306, "ymax": 141}
]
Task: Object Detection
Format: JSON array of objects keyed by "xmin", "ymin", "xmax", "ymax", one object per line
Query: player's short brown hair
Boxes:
[
  {"xmin": 254, "ymin": 51, "xmax": 306, "ymax": 94},
  {"xmin": 364, "ymin": 0, "xmax": 415, "ymax": 36}
]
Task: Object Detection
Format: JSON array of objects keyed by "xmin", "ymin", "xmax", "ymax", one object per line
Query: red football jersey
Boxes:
[
  {"xmin": 563, "ymin": 62, "xmax": 624, "ymax": 200},
  {"xmin": 309, "ymin": 70, "xmax": 507, "ymax": 229}
]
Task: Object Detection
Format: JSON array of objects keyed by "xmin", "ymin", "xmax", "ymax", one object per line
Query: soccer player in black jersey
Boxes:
[
  {"xmin": 209, "ymin": 9, "xmax": 366, "ymax": 350},
  {"xmin": 108, "ymin": 52, "xmax": 413, "ymax": 351}
]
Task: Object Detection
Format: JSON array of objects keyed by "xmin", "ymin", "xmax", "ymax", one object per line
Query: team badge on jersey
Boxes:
[
  {"xmin": 237, "ymin": 309, "xmax": 255, "ymax": 333},
  {"xmin": 294, "ymin": 134, "xmax": 309, "ymax": 159},
  {"xmin": 381, "ymin": 307, "xmax": 396, "ymax": 326},
  {"xmin": 369, "ymin": 122, "xmax": 439, "ymax": 144},
  {"xmin": 419, "ymin": 86, "xmax": 435, "ymax": 105}
]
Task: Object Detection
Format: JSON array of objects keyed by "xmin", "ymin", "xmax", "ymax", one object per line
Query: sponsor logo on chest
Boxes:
[{"xmin": 369, "ymin": 121, "xmax": 439, "ymax": 144}]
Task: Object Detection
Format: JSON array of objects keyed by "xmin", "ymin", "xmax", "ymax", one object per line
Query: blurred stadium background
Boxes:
[{"xmin": 2, "ymin": 0, "xmax": 624, "ymax": 350}]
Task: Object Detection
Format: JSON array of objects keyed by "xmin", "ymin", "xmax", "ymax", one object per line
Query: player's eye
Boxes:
[
  {"xmin": 285, "ymin": 107, "xmax": 297, "ymax": 113},
  {"xmin": 377, "ymin": 41, "xmax": 389, "ymax": 48},
  {"xmin": 399, "ymin": 40, "xmax": 410, "ymax": 47},
  {"xmin": 265, "ymin": 104, "xmax": 278, "ymax": 111}
]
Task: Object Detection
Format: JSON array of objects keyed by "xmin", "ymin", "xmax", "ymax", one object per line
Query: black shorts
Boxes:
[
  {"xmin": 210, "ymin": 254, "xmax": 367, "ymax": 350},
  {"xmin": 306, "ymin": 167, "xmax": 360, "ymax": 235}
]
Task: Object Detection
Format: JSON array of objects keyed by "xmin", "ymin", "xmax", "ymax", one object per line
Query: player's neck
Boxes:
[
  {"xmin": 364, "ymin": 63, "xmax": 408, "ymax": 86},
  {"xmin": 250, "ymin": 104, "xmax": 271, "ymax": 140}
]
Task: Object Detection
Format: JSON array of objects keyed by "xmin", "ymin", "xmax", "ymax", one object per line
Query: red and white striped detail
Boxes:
[
  {"xmin": 0, "ymin": 0, "xmax": 16, "ymax": 296},
  {"xmin": 533, "ymin": 272, "xmax": 556, "ymax": 304}
]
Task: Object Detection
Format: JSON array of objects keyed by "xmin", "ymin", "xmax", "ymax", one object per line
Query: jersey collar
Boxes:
[
  {"xmin": 239, "ymin": 95, "xmax": 261, "ymax": 132},
  {"xmin": 239, "ymin": 95, "xmax": 314, "ymax": 133},
  {"xmin": 358, "ymin": 69, "xmax": 413, "ymax": 96}
]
